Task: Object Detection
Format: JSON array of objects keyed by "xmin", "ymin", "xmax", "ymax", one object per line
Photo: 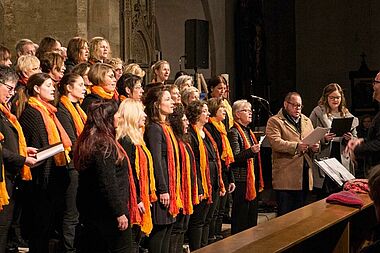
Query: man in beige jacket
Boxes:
[{"xmin": 266, "ymin": 92, "xmax": 319, "ymax": 215}]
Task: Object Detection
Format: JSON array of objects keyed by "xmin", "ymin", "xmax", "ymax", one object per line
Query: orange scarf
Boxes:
[
  {"xmin": 135, "ymin": 144, "xmax": 156, "ymax": 235},
  {"xmin": 0, "ymin": 132, "xmax": 9, "ymax": 211},
  {"xmin": 234, "ymin": 123, "xmax": 264, "ymax": 201},
  {"xmin": 160, "ymin": 123, "xmax": 182, "ymax": 217},
  {"xmin": 0, "ymin": 104, "xmax": 31, "ymax": 180},
  {"xmin": 117, "ymin": 142, "xmax": 141, "ymax": 226},
  {"xmin": 192, "ymin": 125, "xmax": 212, "ymax": 203},
  {"xmin": 28, "ymin": 97, "xmax": 72, "ymax": 166},
  {"xmin": 178, "ymin": 141, "xmax": 198, "ymax": 214},
  {"xmin": 203, "ymin": 128, "xmax": 226, "ymax": 195},
  {"xmin": 209, "ymin": 117, "xmax": 235, "ymax": 167},
  {"xmin": 59, "ymin": 96, "xmax": 87, "ymax": 137},
  {"xmin": 91, "ymin": 85, "xmax": 114, "ymax": 100},
  {"xmin": 119, "ymin": 95, "xmax": 127, "ymax": 102},
  {"xmin": 223, "ymin": 99, "xmax": 234, "ymax": 129}
]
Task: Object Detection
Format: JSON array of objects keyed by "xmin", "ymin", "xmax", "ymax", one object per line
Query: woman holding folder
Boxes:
[
  {"xmin": 19, "ymin": 73, "xmax": 72, "ymax": 253},
  {"xmin": 309, "ymin": 83, "xmax": 358, "ymax": 196}
]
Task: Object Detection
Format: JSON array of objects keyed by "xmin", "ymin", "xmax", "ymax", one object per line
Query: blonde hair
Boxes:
[
  {"xmin": 116, "ymin": 98, "xmax": 145, "ymax": 145},
  {"xmin": 174, "ymin": 75, "xmax": 193, "ymax": 91},
  {"xmin": 151, "ymin": 60, "xmax": 169, "ymax": 80},
  {"xmin": 181, "ymin": 86, "xmax": 199, "ymax": 106},
  {"xmin": 108, "ymin": 57, "xmax": 123, "ymax": 69},
  {"xmin": 89, "ymin": 36, "xmax": 111, "ymax": 62},
  {"xmin": 124, "ymin": 63, "xmax": 145, "ymax": 78},
  {"xmin": 232, "ymin": 99, "xmax": 251, "ymax": 120},
  {"xmin": 16, "ymin": 55, "xmax": 40, "ymax": 74}
]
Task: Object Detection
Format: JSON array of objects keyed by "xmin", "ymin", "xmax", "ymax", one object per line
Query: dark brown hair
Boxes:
[
  {"xmin": 67, "ymin": 37, "xmax": 88, "ymax": 64},
  {"xmin": 143, "ymin": 85, "xmax": 169, "ymax": 123},
  {"xmin": 116, "ymin": 73, "xmax": 141, "ymax": 98},
  {"xmin": 318, "ymin": 83, "xmax": 348, "ymax": 117},
  {"xmin": 186, "ymin": 100, "xmax": 207, "ymax": 125},
  {"xmin": 168, "ymin": 104, "xmax": 188, "ymax": 142},
  {"xmin": 36, "ymin": 36, "xmax": 59, "ymax": 59},
  {"xmin": 58, "ymin": 73, "xmax": 82, "ymax": 96},
  {"xmin": 74, "ymin": 100, "xmax": 123, "ymax": 171}
]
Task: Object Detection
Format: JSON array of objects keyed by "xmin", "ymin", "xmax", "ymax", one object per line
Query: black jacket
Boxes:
[
  {"xmin": 81, "ymin": 93, "xmax": 106, "ymax": 114},
  {"xmin": 354, "ymin": 110, "xmax": 380, "ymax": 167},
  {"xmin": 228, "ymin": 123, "xmax": 259, "ymax": 182},
  {"xmin": 77, "ymin": 143, "xmax": 130, "ymax": 220}
]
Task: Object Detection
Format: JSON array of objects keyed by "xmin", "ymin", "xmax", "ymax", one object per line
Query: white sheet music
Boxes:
[{"xmin": 315, "ymin": 158, "xmax": 355, "ymax": 186}]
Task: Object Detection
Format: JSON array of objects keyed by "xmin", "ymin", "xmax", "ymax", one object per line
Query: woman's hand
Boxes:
[
  {"xmin": 160, "ymin": 193, "xmax": 170, "ymax": 208},
  {"xmin": 343, "ymin": 132, "xmax": 353, "ymax": 141},
  {"xmin": 25, "ymin": 157, "xmax": 37, "ymax": 167},
  {"xmin": 138, "ymin": 202, "xmax": 146, "ymax": 214},
  {"xmin": 324, "ymin": 133, "xmax": 335, "ymax": 142},
  {"xmin": 27, "ymin": 147, "xmax": 38, "ymax": 157},
  {"xmin": 251, "ymin": 144, "xmax": 260, "ymax": 153},
  {"xmin": 228, "ymin": 183, "xmax": 236, "ymax": 193},
  {"xmin": 117, "ymin": 214, "xmax": 129, "ymax": 231}
]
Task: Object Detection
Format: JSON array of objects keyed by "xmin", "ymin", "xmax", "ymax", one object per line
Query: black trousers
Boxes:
[
  {"xmin": 148, "ymin": 223, "xmax": 173, "ymax": 253},
  {"xmin": 62, "ymin": 169, "xmax": 79, "ymax": 253},
  {"xmin": 231, "ymin": 182, "xmax": 258, "ymax": 234},
  {"xmin": 187, "ymin": 199, "xmax": 209, "ymax": 251},
  {"xmin": 275, "ymin": 189, "xmax": 308, "ymax": 216},
  {"xmin": 80, "ymin": 217, "xmax": 132, "ymax": 253},
  {"xmin": 0, "ymin": 196, "xmax": 15, "ymax": 253},
  {"xmin": 201, "ymin": 189, "xmax": 219, "ymax": 248},
  {"xmin": 169, "ymin": 213, "xmax": 189, "ymax": 253}
]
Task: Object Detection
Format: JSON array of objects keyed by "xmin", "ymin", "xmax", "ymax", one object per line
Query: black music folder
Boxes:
[{"xmin": 330, "ymin": 117, "xmax": 354, "ymax": 137}]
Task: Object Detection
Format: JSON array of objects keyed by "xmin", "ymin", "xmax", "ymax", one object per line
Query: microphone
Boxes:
[{"xmin": 251, "ymin": 95, "xmax": 269, "ymax": 103}]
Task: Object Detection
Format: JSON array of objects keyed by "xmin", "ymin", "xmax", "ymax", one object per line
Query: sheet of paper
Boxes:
[
  {"xmin": 315, "ymin": 158, "xmax": 355, "ymax": 186},
  {"xmin": 36, "ymin": 143, "xmax": 64, "ymax": 162},
  {"xmin": 302, "ymin": 127, "xmax": 330, "ymax": 145}
]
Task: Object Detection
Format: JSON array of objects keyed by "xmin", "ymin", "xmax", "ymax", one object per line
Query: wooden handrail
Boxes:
[{"xmin": 195, "ymin": 193, "xmax": 374, "ymax": 253}]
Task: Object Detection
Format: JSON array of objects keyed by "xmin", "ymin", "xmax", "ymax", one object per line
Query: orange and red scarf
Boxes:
[
  {"xmin": 203, "ymin": 128, "xmax": 226, "ymax": 195},
  {"xmin": 234, "ymin": 123, "xmax": 264, "ymax": 201},
  {"xmin": 160, "ymin": 123, "xmax": 182, "ymax": 217},
  {"xmin": 178, "ymin": 140, "xmax": 199, "ymax": 214},
  {"xmin": 0, "ymin": 104, "xmax": 31, "ymax": 180},
  {"xmin": 192, "ymin": 125, "xmax": 213, "ymax": 203},
  {"xmin": 209, "ymin": 117, "xmax": 234, "ymax": 167},
  {"xmin": 28, "ymin": 97, "xmax": 72, "ymax": 166},
  {"xmin": 117, "ymin": 142, "xmax": 141, "ymax": 226},
  {"xmin": 135, "ymin": 144, "xmax": 156, "ymax": 235},
  {"xmin": 59, "ymin": 96, "xmax": 87, "ymax": 137}
]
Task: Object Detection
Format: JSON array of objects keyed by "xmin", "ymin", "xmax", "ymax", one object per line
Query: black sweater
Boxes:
[{"xmin": 77, "ymin": 143, "xmax": 130, "ymax": 220}]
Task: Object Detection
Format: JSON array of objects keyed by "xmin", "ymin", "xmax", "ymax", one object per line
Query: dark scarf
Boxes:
[{"xmin": 283, "ymin": 108, "xmax": 301, "ymax": 133}]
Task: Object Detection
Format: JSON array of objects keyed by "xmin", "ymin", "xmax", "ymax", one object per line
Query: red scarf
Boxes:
[
  {"xmin": 203, "ymin": 128, "xmax": 226, "ymax": 195},
  {"xmin": 234, "ymin": 123, "xmax": 264, "ymax": 201},
  {"xmin": 117, "ymin": 142, "xmax": 141, "ymax": 226},
  {"xmin": 160, "ymin": 123, "xmax": 181, "ymax": 217}
]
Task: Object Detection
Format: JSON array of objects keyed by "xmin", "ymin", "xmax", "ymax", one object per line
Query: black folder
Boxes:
[{"xmin": 330, "ymin": 117, "xmax": 354, "ymax": 137}]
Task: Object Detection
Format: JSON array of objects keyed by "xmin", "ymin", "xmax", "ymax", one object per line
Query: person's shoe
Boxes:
[{"xmin": 215, "ymin": 234, "xmax": 224, "ymax": 241}]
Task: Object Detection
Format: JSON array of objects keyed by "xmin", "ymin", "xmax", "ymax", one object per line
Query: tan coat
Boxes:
[{"xmin": 266, "ymin": 109, "xmax": 315, "ymax": 190}]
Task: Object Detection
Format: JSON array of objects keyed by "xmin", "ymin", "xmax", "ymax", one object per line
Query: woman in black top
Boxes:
[
  {"xmin": 205, "ymin": 98, "xmax": 235, "ymax": 241},
  {"xmin": 168, "ymin": 104, "xmax": 197, "ymax": 253},
  {"xmin": 56, "ymin": 73, "xmax": 87, "ymax": 253},
  {"xmin": 227, "ymin": 100, "xmax": 263, "ymax": 234},
  {"xmin": 143, "ymin": 85, "xmax": 178, "ymax": 253},
  {"xmin": 74, "ymin": 100, "xmax": 132, "ymax": 253},
  {"xmin": 186, "ymin": 100, "xmax": 225, "ymax": 250}
]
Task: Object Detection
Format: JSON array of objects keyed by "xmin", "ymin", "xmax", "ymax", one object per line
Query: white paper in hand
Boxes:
[{"xmin": 302, "ymin": 127, "xmax": 329, "ymax": 145}]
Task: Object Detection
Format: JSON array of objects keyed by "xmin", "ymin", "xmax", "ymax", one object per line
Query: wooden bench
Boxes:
[{"xmin": 195, "ymin": 193, "xmax": 375, "ymax": 253}]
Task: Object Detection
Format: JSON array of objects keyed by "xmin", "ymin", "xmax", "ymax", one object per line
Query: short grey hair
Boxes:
[{"xmin": 232, "ymin": 99, "xmax": 251, "ymax": 119}]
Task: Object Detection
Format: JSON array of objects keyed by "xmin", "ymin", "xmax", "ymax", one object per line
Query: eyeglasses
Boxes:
[
  {"xmin": 0, "ymin": 82, "xmax": 15, "ymax": 93},
  {"xmin": 286, "ymin": 101, "xmax": 303, "ymax": 109},
  {"xmin": 373, "ymin": 80, "xmax": 380, "ymax": 85},
  {"xmin": 328, "ymin": 96, "xmax": 341, "ymax": 100}
]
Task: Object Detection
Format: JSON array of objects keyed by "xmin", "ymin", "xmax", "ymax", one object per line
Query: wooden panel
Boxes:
[{"xmin": 195, "ymin": 194, "xmax": 374, "ymax": 253}]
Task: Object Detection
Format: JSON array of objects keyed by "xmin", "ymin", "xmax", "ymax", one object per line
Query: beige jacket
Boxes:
[{"xmin": 266, "ymin": 109, "xmax": 315, "ymax": 190}]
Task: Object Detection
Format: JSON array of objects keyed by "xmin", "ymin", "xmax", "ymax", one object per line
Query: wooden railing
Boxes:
[{"xmin": 195, "ymin": 194, "xmax": 375, "ymax": 253}]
